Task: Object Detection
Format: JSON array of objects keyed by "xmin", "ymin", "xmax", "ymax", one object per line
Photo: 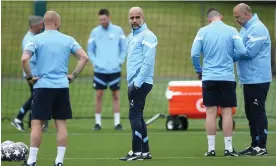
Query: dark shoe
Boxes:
[
  {"xmin": 204, "ymin": 150, "xmax": 216, "ymax": 156},
  {"xmin": 119, "ymin": 150, "xmax": 144, "ymax": 161},
  {"xmin": 114, "ymin": 124, "xmax": 123, "ymax": 131},
  {"xmin": 247, "ymin": 147, "xmax": 268, "ymax": 156},
  {"xmin": 93, "ymin": 124, "xmax": 101, "ymax": 131},
  {"xmin": 54, "ymin": 162, "xmax": 63, "ymax": 166},
  {"xmin": 11, "ymin": 120, "xmax": 25, "ymax": 132},
  {"xmin": 21, "ymin": 161, "xmax": 36, "ymax": 166},
  {"xmin": 142, "ymin": 152, "xmax": 152, "ymax": 160},
  {"xmin": 239, "ymin": 146, "xmax": 254, "ymax": 155},
  {"xmin": 224, "ymin": 149, "xmax": 240, "ymax": 157}
]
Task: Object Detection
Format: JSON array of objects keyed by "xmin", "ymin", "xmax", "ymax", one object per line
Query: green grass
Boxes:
[
  {"xmin": 1, "ymin": 1, "xmax": 275, "ymax": 77},
  {"xmin": 1, "ymin": 78, "xmax": 276, "ymax": 119},
  {"xmin": 1, "ymin": 118, "xmax": 276, "ymax": 166}
]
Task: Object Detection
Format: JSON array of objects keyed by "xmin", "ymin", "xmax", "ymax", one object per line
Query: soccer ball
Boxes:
[
  {"xmin": 1, "ymin": 140, "xmax": 14, "ymax": 147},
  {"xmin": 15, "ymin": 142, "xmax": 29, "ymax": 160},
  {"xmin": 1, "ymin": 141, "xmax": 29, "ymax": 161},
  {"xmin": 9, "ymin": 143, "xmax": 25, "ymax": 161},
  {"xmin": 1, "ymin": 144, "xmax": 14, "ymax": 161},
  {"xmin": 1, "ymin": 146, "xmax": 6, "ymax": 160},
  {"xmin": 1, "ymin": 140, "xmax": 15, "ymax": 161}
]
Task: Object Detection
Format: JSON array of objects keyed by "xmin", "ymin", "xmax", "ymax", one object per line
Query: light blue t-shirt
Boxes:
[
  {"xmin": 22, "ymin": 31, "xmax": 36, "ymax": 76},
  {"xmin": 24, "ymin": 30, "xmax": 82, "ymax": 88},
  {"xmin": 191, "ymin": 20, "xmax": 246, "ymax": 81}
]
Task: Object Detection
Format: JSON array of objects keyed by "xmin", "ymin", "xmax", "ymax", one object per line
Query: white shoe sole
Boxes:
[{"xmin": 11, "ymin": 122, "xmax": 25, "ymax": 132}]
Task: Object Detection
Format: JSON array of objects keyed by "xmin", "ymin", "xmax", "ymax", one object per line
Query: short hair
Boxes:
[
  {"xmin": 98, "ymin": 9, "xmax": 109, "ymax": 16},
  {"xmin": 207, "ymin": 8, "xmax": 221, "ymax": 18},
  {"xmin": 243, "ymin": 4, "xmax": 252, "ymax": 13},
  {"xmin": 29, "ymin": 15, "xmax": 43, "ymax": 27}
]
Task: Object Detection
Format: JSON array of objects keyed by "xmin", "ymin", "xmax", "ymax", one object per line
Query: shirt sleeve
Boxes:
[
  {"xmin": 70, "ymin": 37, "xmax": 82, "ymax": 54},
  {"xmin": 232, "ymin": 29, "xmax": 246, "ymax": 61},
  {"xmin": 87, "ymin": 30, "xmax": 97, "ymax": 65},
  {"xmin": 23, "ymin": 39, "xmax": 36, "ymax": 55},
  {"xmin": 239, "ymin": 27, "xmax": 268, "ymax": 60},
  {"xmin": 245, "ymin": 27, "xmax": 267, "ymax": 59},
  {"xmin": 118, "ymin": 28, "xmax": 127, "ymax": 65},
  {"xmin": 191, "ymin": 29, "xmax": 203, "ymax": 73}
]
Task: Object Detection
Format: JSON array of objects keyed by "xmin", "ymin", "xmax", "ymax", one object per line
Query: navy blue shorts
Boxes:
[
  {"xmin": 93, "ymin": 72, "xmax": 121, "ymax": 91},
  {"xmin": 202, "ymin": 81, "xmax": 237, "ymax": 107},
  {"xmin": 31, "ymin": 88, "xmax": 72, "ymax": 120}
]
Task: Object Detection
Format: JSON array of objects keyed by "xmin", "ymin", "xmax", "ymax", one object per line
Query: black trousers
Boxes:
[
  {"xmin": 16, "ymin": 80, "xmax": 34, "ymax": 122},
  {"xmin": 128, "ymin": 83, "xmax": 152, "ymax": 153},
  {"xmin": 243, "ymin": 82, "xmax": 270, "ymax": 148}
]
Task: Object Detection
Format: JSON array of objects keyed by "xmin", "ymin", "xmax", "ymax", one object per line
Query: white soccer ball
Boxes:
[
  {"xmin": 1, "ymin": 144, "xmax": 14, "ymax": 161},
  {"xmin": 9, "ymin": 143, "xmax": 24, "ymax": 161},
  {"xmin": 1, "ymin": 146, "xmax": 5, "ymax": 160},
  {"xmin": 1, "ymin": 140, "xmax": 15, "ymax": 161},
  {"xmin": 15, "ymin": 142, "xmax": 29, "ymax": 160},
  {"xmin": 1, "ymin": 140, "xmax": 14, "ymax": 147},
  {"xmin": 1, "ymin": 141, "xmax": 29, "ymax": 161}
]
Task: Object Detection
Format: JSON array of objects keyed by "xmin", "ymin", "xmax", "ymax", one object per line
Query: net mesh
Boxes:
[{"xmin": 1, "ymin": 1, "xmax": 276, "ymax": 120}]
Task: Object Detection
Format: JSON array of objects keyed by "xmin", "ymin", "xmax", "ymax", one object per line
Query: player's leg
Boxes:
[
  {"xmin": 112, "ymin": 90, "xmax": 122, "ymax": 130},
  {"xmin": 52, "ymin": 88, "xmax": 72, "ymax": 165},
  {"xmin": 119, "ymin": 84, "xmax": 146, "ymax": 161},
  {"xmin": 95, "ymin": 90, "xmax": 104, "ymax": 129},
  {"xmin": 140, "ymin": 83, "xmax": 153, "ymax": 159},
  {"xmin": 220, "ymin": 81, "xmax": 239, "ymax": 156},
  {"xmin": 239, "ymin": 84, "xmax": 258, "ymax": 155},
  {"xmin": 93, "ymin": 72, "xmax": 107, "ymax": 130},
  {"xmin": 257, "ymin": 83, "xmax": 269, "ymax": 152},
  {"xmin": 54, "ymin": 120, "xmax": 67, "ymax": 166},
  {"xmin": 27, "ymin": 120, "xmax": 43, "ymax": 165},
  {"xmin": 25, "ymin": 88, "xmax": 53, "ymax": 165},
  {"xmin": 141, "ymin": 118, "xmax": 149, "ymax": 154},
  {"xmin": 11, "ymin": 81, "xmax": 33, "ymax": 131},
  {"xmin": 109, "ymin": 72, "xmax": 122, "ymax": 130},
  {"xmin": 250, "ymin": 83, "xmax": 270, "ymax": 155},
  {"xmin": 202, "ymin": 81, "xmax": 218, "ymax": 156},
  {"xmin": 129, "ymin": 88, "xmax": 143, "ymax": 155},
  {"xmin": 205, "ymin": 106, "xmax": 217, "ymax": 156}
]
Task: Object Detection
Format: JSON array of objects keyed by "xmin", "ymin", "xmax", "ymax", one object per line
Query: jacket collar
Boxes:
[
  {"xmin": 132, "ymin": 23, "xmax": 148, "ymax": 35},
  {"xmin": 28, "ymin": 31, "xmax": 35, "ymax": 36},
  {"xmin": 211, "ymin": 20, "xmax": 223, "ymax": 25},
  {"xmin": 243, "ymin": 13, "xmax": 259, "ymax": 29},
  {"xmin": 100, "ymin": 22, "xmax": 113, "ymax": 30}
]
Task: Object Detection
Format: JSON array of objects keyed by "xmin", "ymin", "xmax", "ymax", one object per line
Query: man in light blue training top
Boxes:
[
  {"xmin": 191, "ymin": 8, "xmax": 246, "ymax": 157},
  {"xmin": 87, "ymin": 9, "xmax": 126, "ymax": 131},
  {"xmin": 233, "ymin": 3, "xmax": 272, "ymax": 156},
  {"xmin": 11, "ymin": 16, "xmax": 46, "ymax": 132},
  {"xmin": 119, "ymin": 7, "xmax": 158, "ymax": 161},
  {"xmin": 21, "ymin": 11, "xmax": 88, "ymax": 166}
]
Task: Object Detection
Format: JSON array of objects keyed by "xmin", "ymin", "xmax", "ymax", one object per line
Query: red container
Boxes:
[{"xmin": 166, "ymin": 81, "xmax": 236, "ymax": 119}]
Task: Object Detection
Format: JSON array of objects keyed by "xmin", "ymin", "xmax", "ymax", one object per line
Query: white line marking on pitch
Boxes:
[
  {"xmin": 37, "ymin": 156, "xmax": 276, "ymax": 160},
  {"xmin": 2, "ymin": 131, "xmax": 276, "ymax": 136}
]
